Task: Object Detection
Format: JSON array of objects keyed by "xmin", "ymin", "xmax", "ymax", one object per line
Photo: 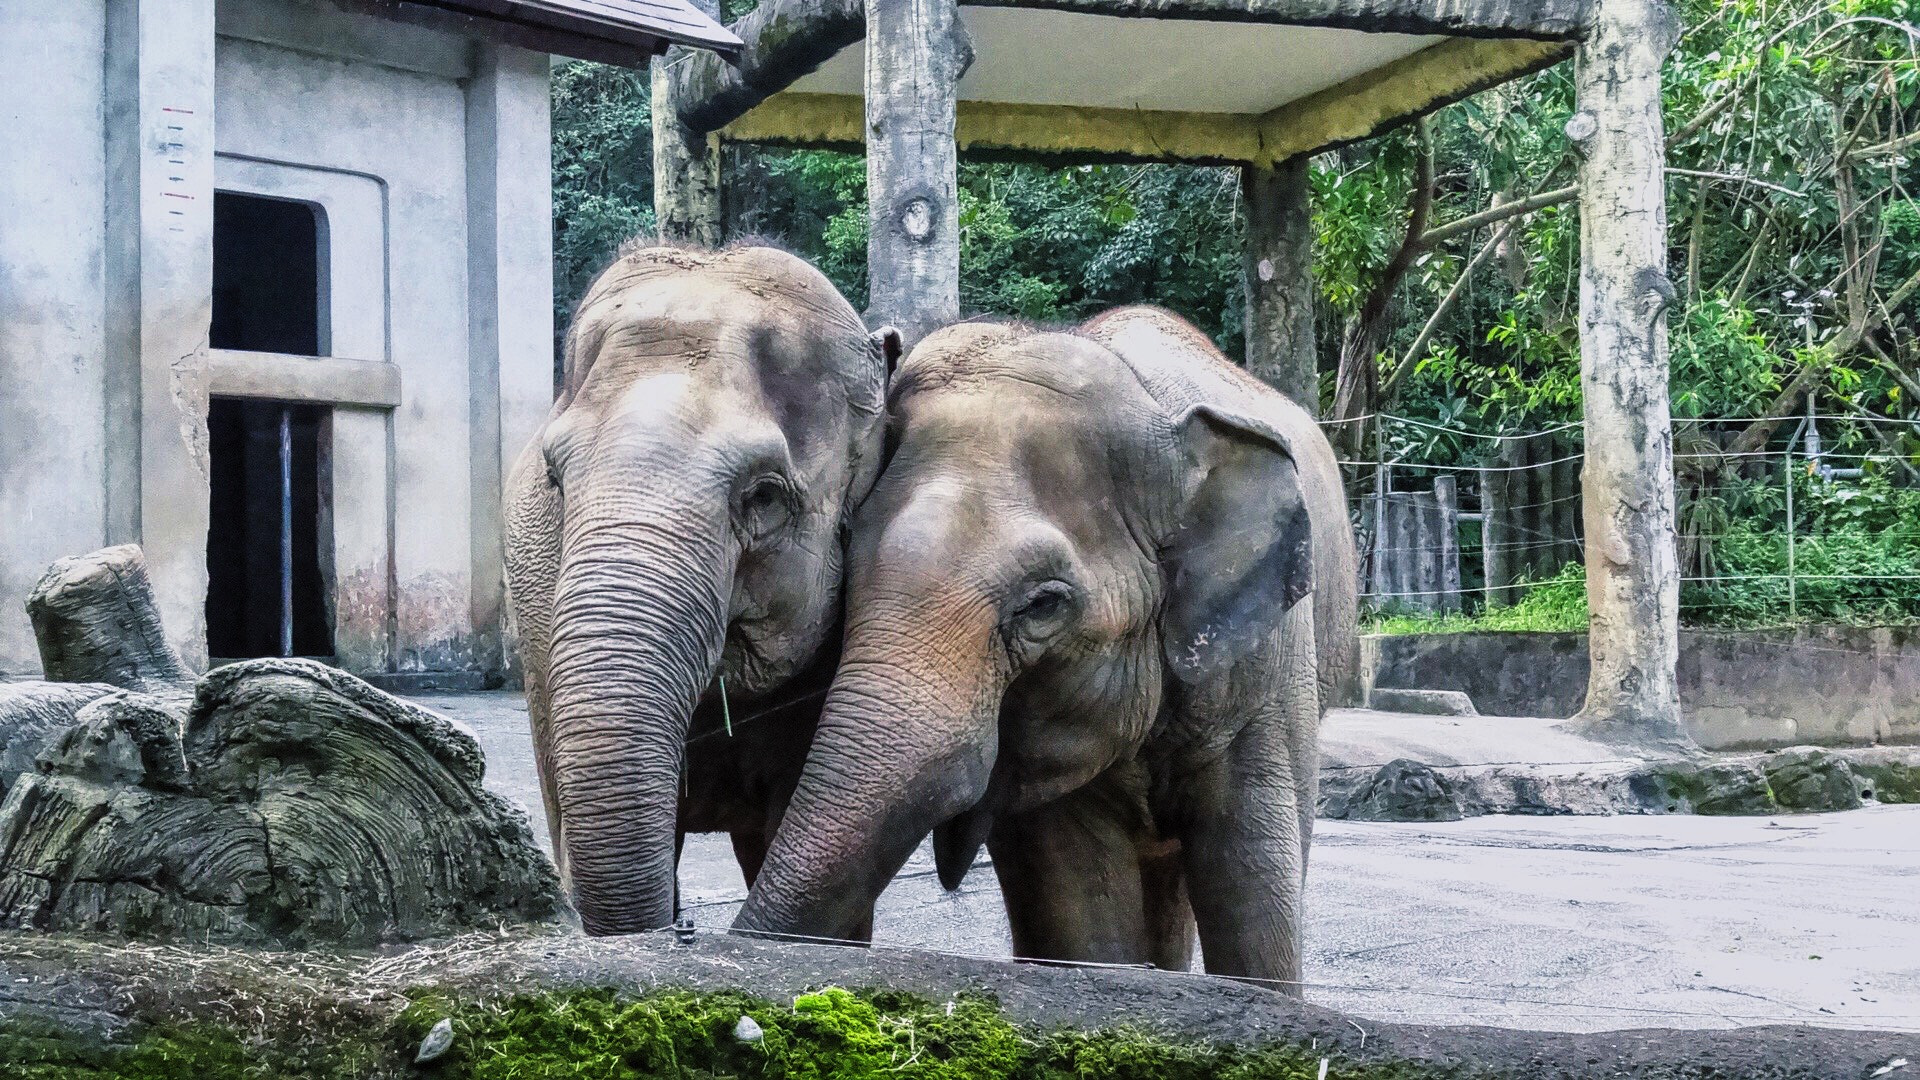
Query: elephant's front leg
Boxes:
[
  {"xmin": 1178, "ymin": 622, "xmax": 1318, "ymax": 987},
  {"xmin": 988, "ymin": 765, "xmax": 1193, "ymax": 969}
]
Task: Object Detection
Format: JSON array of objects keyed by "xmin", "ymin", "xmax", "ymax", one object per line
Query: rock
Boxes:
[
  {"xmin": 1763, "ymin": 747, "xmax": 1862, "ymax": 812},
  {"xmin": 416, "ymin": 1017, "xmax": 454, "ymax": 1063},
  {"xmin": 1663, "ymin": 762, "xmax": 1776, "ymax": 815},
  {"xmin": 735, "ymin": 1015, "xmax": 764, "ymax": 1043},
  {"xmin": 1339, "ymin": 759, "xmax": 1462, "ymax": 821},
  {"xmin": 1847, "ymin": 751, "xmax": 1920, "ymax": 804},
  {"xmin": 1367, "ymin": 688, "xmax": 1478, "ymax": 717}
]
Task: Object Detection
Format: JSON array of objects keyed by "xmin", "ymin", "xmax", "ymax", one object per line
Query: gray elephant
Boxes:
[
  {"xmin": 504, "ymin": 243, "xmax": 895, "ymax": 935},
  {"xmin": 734, "ymin": 306, "xmax": 1357, "ymax": 984}
]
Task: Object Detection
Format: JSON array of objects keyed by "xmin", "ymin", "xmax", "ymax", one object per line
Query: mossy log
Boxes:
[{"xmin": 0, "ymin": 547, "xmax": 564, "ymax": 945}]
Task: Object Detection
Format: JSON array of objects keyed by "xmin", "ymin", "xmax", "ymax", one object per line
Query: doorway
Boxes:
[{"xmin": 205, "ymin": 399, "xmax": 334, "ymax": 660}]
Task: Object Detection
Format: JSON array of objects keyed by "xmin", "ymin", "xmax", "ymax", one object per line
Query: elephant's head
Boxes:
[
  {"xmin": 508, "ymin": 244, "xmax": 893, "ymax": 934},
  {"xmin": 734, "ymin": 321, "xmax": 1320, "ymax": 941}
]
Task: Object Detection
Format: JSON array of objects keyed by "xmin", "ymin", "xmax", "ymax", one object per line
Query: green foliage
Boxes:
[
  {"xmin": 1368, "ymin": 564, "xmax": 1588, "ymax": 635},
  {"xmin": 1682, "ymin": 465, "xmax": 1920, "ymax": 624},
  {"xmin": 551, "ymin": 61, "xmax": 656, "ymax": 346}
]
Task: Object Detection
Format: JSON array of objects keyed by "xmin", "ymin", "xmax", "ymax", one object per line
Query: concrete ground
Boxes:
[{"xmin": 413, "ymin": 691, "xmax": 1920, "ymax": 1034}]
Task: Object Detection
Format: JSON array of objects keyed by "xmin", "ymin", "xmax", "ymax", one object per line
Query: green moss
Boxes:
[
  {"xmin": 0, "ymin": 1016, "xmax": 378, "ymax": 1080},
  {"xmin": 3, "ymin": 984, "xmax": 1456, "ymax": 1080}
]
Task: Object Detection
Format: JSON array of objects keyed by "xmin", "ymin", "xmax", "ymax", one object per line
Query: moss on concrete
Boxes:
[{"xmin": 1, "ymin": 984, "xmax": 1452, "ymax": 1080}]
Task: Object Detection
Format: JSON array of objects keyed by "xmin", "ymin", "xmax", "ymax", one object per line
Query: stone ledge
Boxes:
[
  {"xmin": 1319, "ymin": 744, "xmax": 1920, "ymax": 820},
  {"xmin": 1366, "ymin": 687, "xmax": 1478, "ymax": 716}
]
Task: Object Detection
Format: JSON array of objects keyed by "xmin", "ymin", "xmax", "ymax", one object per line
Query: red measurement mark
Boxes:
[
  {"xmin": 161, "ymin": 106, "xmax": 195, "ymax": 114},
  {"xmin": 163, "ymin": 191, "xmax": 194, "ymax": 200}
]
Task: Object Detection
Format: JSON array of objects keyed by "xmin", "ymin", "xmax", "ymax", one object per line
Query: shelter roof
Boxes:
[
  {"xmin": 356, "ymin": 0, "xmax": 742, "ymax": 63},
  {"xmin": 671, "ymin": 0, "xmax": 1583, "ymax": 165}
]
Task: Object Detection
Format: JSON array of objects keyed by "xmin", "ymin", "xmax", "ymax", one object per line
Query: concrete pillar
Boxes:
[
  {"xmin": 652, "ymin": 0, "xmax": 724, "ymax": 247},
  {"xmin": 467, "ymin": 43, "xmax": 556, "ymax": 685},
  {"xmin": 864, "ymin": 0, "xmax": 972, "ymax": 343},
  {"xmin": 1572, "ymin": 0, "xmax": 1686, "ymax": 745},
  {"xmin": 103, "ymin": 0, "xmax": 218, "ymax": 671},
  {"xmin": 1242, "ymin": 157, "xmax": 1319, "ymax": 414}
]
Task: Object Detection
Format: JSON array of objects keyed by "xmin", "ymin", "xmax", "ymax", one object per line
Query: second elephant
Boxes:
[{"xmin": 735, "ymin": 306, "xmax": 1357, "ymax": 984}]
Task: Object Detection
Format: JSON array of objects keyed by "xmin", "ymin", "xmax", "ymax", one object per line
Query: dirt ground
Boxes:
[{"xmin": 418, "ymin": 691, "xmax": 1920, "ymax": 1042}]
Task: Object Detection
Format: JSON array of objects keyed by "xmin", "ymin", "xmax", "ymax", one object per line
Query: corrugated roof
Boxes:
[{"xmin": 418, "ymin": 0, "xmax": 742, "ymax": 58}]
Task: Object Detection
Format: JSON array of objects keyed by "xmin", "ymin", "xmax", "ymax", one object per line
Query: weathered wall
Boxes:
[
  {"xmin": 216, "ymin": 23, "xmax": 477, "ymax": 675},
  {"xmin": 215, "ymin": 4, "xmax": 553, "ymax": 683},
  {"xmin": 0, "ymin": 3, "xmax": 111, "ymax": 676},
  {"xmin": 0, "ymin": 0, "xmax": 552, "ymax": 685},
  {"xmin": 1366, "ymin": 627, "xmax": 1920, "ymax": 750}
]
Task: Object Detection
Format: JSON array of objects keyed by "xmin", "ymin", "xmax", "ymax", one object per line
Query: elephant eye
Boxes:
[
  {"xmin": 544, "ymin": 463, "xmax": 563, "ymax": 493},
  {"xmin": 1010, "ymin": 581, "xmax": 1077, "ymax": 643},
  {"xmin": 737, "ymin": 476, "xmax": 796, "ymax": 542}
]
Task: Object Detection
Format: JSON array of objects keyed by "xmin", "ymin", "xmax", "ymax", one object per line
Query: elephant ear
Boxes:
[{"xmin": 1159, "ymin": 404, "xmax": 1314, "ymax": 685}]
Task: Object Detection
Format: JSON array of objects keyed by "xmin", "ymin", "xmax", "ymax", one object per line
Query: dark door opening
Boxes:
[
  {"xmin": 206, "ymin": 399, "xmax": 334, "ymax": 660},
  {"xmin": 211, "ymin": 191, "xmax": 324, "ymax": 355}
]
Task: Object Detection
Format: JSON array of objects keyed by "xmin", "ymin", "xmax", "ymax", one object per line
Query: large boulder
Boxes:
[
  {"xmin": 1327, "ymin": 758, "xmax": 1464, "ymax": 822},
  {"xmin": 1762, "ymin": 747, "xmax": 1862, "ymax": 812}
]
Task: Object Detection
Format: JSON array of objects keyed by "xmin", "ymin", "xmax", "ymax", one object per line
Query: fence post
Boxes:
[
  {"xmin": 1784, "ymin": 448, "xmax": 1796, "ymax": 618},
  {"xmin": 1434, "ymin": 473, "xmax": 1461, "ymax": 613},
  {"xmin": 1372, "ymin": 458, "xmax": 1390, "ymax": 602}
]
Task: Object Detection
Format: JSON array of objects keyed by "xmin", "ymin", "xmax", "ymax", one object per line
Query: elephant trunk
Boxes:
[
  {"xmin": 546, "ymin": 513, "xmax": 728, "ymax": 936},
  {"xmin": 734, "ymin": 613, "xmax": 1002, "ymax": 941}
]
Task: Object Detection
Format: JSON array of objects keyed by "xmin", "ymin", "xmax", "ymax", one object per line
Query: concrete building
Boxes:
[{"xmin": 0, "ymin": 0, "xmax": 736, "ymax": 686}]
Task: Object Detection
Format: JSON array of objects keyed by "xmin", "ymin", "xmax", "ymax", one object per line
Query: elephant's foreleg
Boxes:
[
  {"xmin": 988, "ymin": 766, "xmax": 1177, "ymax": 966},
  {"xmin": 1139, "ymin": 836, "xmax": 1195, "ymax": 972},
  {"xmin": 1178, "ymin": 623, "xmax": 1317, "ymax": 987}
]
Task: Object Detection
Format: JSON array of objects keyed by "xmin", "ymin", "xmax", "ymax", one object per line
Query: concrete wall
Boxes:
[
  {"xmin": 0, "ymin": 0, "xmax": 553, "ymax": 684},
  {"xmin": 1366, "ymin": 627, "xmax": 1920, "ymax": 750},
  {"xmin": 0, "ymin": 3, "xmax": 111, "ymax": 676}
]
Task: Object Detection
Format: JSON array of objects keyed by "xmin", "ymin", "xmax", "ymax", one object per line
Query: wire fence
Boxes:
[{"xmin": 1328, "ymin": 410, "xmax": 1920, "ymax": 624}]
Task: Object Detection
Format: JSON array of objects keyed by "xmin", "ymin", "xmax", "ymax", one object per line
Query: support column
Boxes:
[
  {"xmin": 1242, "ymin": 157, "xmax": 1319, "ymax": 414},
  {"xmin": 651, "ymin": 0, "xmax": 724, "ymax": 248},
  {"xmin": 103, "ymin": 0, "xmax": 217, "ymax": 670},
  {"xmin": 468, "ymin": 44, "xmax": 556, "ymax": 685},
  {"xmin": 864, "ymin": 0, "xmax": 972, "ymax": 343},
  {"xmin": 1571, "ymin": 0, "xmax": 1686, "ymax": 746}
]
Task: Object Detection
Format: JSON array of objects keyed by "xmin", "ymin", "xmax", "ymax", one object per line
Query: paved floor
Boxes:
[{"xmin": 413, "ymin": 691, "xmax": 1920, "ymax": 1034}]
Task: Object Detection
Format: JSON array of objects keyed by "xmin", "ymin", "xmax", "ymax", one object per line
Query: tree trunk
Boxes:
[
  {"xmin": 651, "ymin": 0, "xmax": 725, "ymax": 248},
  {"xmin": 1241, "ymin": 157, "xmax": 1318, "ymax": 413},
  {"xmin": 0, "ymin": 546, "xmax": 563, "ymax": 945},
  {"xmin": 26, "ymin": 545, "xmax": 190, "ymax": 692},
  {"xmin": 864, "ymin": 0, "xmax": 972, "ymax": 344},
  {"xmin": 1572, "ymin": 0, "xmax": 1688, "ymax": 749}
]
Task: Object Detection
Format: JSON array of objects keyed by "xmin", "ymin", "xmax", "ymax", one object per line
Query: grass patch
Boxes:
[
  {"xmin": 1366, "ymin": 565, "xmax": 1588, "ymax": 635},
  {"xmin": 1, "ymin": 985, "xmax": 1448, "ymax": 1080}
]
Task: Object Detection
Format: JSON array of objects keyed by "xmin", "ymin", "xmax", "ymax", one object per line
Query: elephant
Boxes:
[
  {"xmin": 734, "ymin": 305, "xmax": 1357, "ymax": 984},
  {"xmin": 503, "ymin": 242, "xmax": 896, "ymax": 935}
]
